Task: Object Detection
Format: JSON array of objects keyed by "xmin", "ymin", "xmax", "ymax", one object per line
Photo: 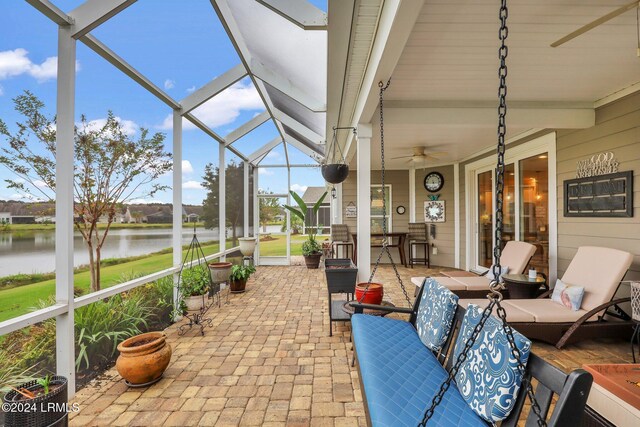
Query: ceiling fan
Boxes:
[
  {"xmin": 551, "ymin": 0, "xmax": 640, "ymax": 55},
  {"xmin": 390, "ymin": 146, "xmax": 446, "ymax": 167}
]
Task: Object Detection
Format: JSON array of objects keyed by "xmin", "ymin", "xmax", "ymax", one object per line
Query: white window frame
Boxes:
[
  {"xmin": 465, "ymin": 132, "xmax": 557, "ymax": 284},
  {"xmin": 371, "ymin": 184, "xmax": 393, "ymax": 233}
]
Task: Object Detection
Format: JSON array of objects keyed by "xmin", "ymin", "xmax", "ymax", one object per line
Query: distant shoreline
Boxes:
[{"xmin": 0, "ymin": 222, "xmax": 204, "ymax": 232}]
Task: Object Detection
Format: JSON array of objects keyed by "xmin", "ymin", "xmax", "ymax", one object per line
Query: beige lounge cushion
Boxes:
[
  {"xmin": 505, "ymin": 299, "xmax": 589, "ymax": 323},
  {"xmin": 430, "ymin": 277, "xmax": 467, "ymax": 291},
  {"xmin": 411, "ymin": 277, "xmax": 426, "ymax": 288},
  {"xmin": 459, "ymin": 299, "xmax": 535, "ymax": 322},
  {"xmin": 560, "ymin": 246, "xmax": 633, "ymax": 312},
  {"xmin": 441, "ymin": 270, "xmax": 478, "ymax": 278},
  {"xmin": 500, "ymin": 241, "xmax": 536, "ymax": 274},
  {"xmin": 450, "ymin": 276, "xmax": 492, "ymax": 290}
]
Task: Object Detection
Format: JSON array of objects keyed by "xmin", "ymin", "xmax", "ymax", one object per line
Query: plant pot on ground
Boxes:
[
  {"xmin": 355, "ymin": 283, "xmax": 384, "ymax": 305},
  {"xmin": 180, "ymin": 267, "xmax": 210, "ymax": 312},
  {"xmin": 229, "ymin": 264, "xmax": 256, "ymax": 293},
  {"xmin": 283, "ymin": 190, "xmax": 328, "ymax": 270},
  {"xmin": 3, "ymin": 375, "xmax": 68, "ymax": 427},
  {"xmin": 116, "ymin": 332, "xmax": 172, "ymax": 387}
]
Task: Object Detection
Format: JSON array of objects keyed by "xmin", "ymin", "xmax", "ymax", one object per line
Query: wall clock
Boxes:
[
  {"xmin": 424, "ymin": 172, "xmax": 444, "ymax": 192},
  {"xmin": 424, "ymin": 200, "xmax": 445, "ymax": 222},
  {"xmin": 396, "ymin": 205, "xmax": 406, "ymax": 215}
]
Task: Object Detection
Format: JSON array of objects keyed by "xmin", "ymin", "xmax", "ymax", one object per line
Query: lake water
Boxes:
[
  {"xmin": 0, "ymin": 225, "xmax": 284, "ymax": 277},
  {"xmin": 0, "ymin": 227, "xmax": 221, "ymax": 277}
]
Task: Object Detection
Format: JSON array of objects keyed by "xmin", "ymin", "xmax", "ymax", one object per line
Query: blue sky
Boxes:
[{"xmin": 0, "ymin": 0, "xmax": 326, "ymax": 205}]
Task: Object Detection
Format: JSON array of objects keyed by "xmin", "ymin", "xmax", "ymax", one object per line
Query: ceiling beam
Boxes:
[
  {"xmin": 80, "ymin": 34, "xmax": 181, "ymax": 109},
  {"xmin": 69, "ymin": 0, "xmax": 137, "ymax": 39},
  {"xmin": 26, "ymin": 0, "xmax": 73, "ymax": 25},
  {"xmin": 224, "ymin": 111, "xmax": 270, "ymax": 146},
  {"xmin": 272, "ymin": 108, "xmax": 324, "ymax": 145},
  {"xmin": 248, "ymin": 137, "xmax": 282, "ymax": 163},
  {"xmin": 251, "ymin": 58, "xmax": 325, "ymax": 112},
  {"xmin": 384, "ymin": 103, "xmax": 595, "ymax": 129},
  {"xmin": 180, "ymin": 64, "xmax": 247, "ymax": 114},
  {"xmin": 256, "ymin": 0, "xmax": 327, "ymax": 30}
]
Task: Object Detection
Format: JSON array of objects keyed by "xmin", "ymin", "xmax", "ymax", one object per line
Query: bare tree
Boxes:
[{"xmin": 0, "ymin": 91, "xmax": 172, "ymax": 292}]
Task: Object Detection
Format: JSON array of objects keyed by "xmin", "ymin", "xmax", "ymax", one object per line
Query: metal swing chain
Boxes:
[
  {"xmin": 358, "ymin": 79, "xmax": 412, "ymax": 307},
  {"xmin": 358, "ymin": 79, "xmax": 413, "ymax": 307},
  {"xmin": 421, "ymin": 1, "xmax": 546, "ymax": 425}
]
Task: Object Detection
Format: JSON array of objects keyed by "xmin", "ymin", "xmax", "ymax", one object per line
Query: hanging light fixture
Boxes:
[{"xmin": 321, "ymin": 126, "xmax": 354, "ymax": 184}]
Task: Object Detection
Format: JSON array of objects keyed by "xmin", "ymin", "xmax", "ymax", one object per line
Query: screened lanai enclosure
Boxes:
[{"xmin": 0, "ymin": 0, "xmax": 332, "ymax": 395}]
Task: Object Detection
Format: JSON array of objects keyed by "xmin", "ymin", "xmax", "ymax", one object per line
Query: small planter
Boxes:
[
  {"xmin": 208, "ymin": 262, "xmax": 232, "ymax": 284},
  {"xmin": 185, "ymin": 294, "xmax": 206, "ymax": 311},
  {"xmin": 238, "ymin": 237, "xmax": 257, "ymax": 257},
  {"xmin": 2, "ymin": 376, "xmax": 68, "ymax": 427},
  {"xmin": 304, "ymin": 253, "xmax": 322, "ymax": 269},
  {"xmin": 325, "ymin": 259, "xmax": 358, "ymax": 294},
  {"xmin": 116, "ymin": 332, "xmax": 172, "ymax": 387},
  {"xmin": 355, "ymin": 283, "xmax": 384, "ymax": 305},
  {"xmin": 229, "ymin": 278, "xmax": 247, "ymax": 293},
  {"xmin": 321, "ymin": 164, "xmax": 349, "ymax": 184}
]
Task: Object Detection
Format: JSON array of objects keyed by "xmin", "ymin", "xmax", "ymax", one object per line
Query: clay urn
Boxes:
[{"xmin": 116, "ymin": 331, "xmax": 172, "ymax": 386}]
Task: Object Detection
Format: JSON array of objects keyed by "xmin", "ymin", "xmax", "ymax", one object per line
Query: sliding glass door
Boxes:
[{"xmin": 519, "ymin": 153, "xmax": 549, "ymax": 277}]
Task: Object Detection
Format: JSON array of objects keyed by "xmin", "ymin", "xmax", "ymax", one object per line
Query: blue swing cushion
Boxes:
[
  {"xmin": 454, "ymin": 304, "xmax": 532, "ymax": 423},
  {"xmin": 415, "ymin": 278, "xmax": 459, "ymax": 352}
]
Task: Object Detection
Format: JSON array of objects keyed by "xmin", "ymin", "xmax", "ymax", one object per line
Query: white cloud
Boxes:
[
  {"xmin": 127, "ymin": 197, "xmax": 165, "ymax": 205},
  {"xmin": 186, "ymin": 86, "xmax": 196, "ymax": 93},
  {"xmin": 164, "ymin": 79, "xmax": 175, "ymax": 90},
  {"xmin": 182, "ymin": 160, "xmax": 194, "ymax": 174},
  {"xmin": 258, "ymin": 168, "xmax": 273, "ymax": 176},
  {"xmin": 182, "ymin": 180, "xmax": 203, "ymax": 189},
  {"xmin": 0, "ymin": 49, "xmax": 80, "ymax": 82},
  {"xmin": 0, "ymin": 84, "xmax": 4, "ymax": 96},
  {"xmin": 33, "ymin": 180, "xmax": 48, "ymax": 188},
  {"xmin": 157, "ymin": 80, "xmax": 264, "ymax": 130},
  {"xmin": 290, "ymin": 184, "xmax": 308, "ymax": 194},
  {"xmin": 81, "ymin": 116, "xmax": 139, "ymax": 136}
]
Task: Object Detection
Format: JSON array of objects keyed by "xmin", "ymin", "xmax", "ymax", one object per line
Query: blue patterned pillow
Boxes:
[
  {"xmin": 415, "ymin": 278, "xmax": 459, "ymax": 352},
  {"xmin": 453, "ymin": 304, "xmax": 532, "ymax": 423}
]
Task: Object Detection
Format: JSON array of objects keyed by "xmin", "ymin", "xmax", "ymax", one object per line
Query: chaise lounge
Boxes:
[
  {"xmin": 411, "ymin": 241, "xmax": 537, "ymax": 298},
  {"xmin": 459, "ymin": 246, "xmax": 634, "ymax": 348}
]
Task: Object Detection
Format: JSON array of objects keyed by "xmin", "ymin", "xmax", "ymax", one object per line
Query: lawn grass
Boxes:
[
  {"xmin": 0, "ymin": 240, "xmax": 226, "ymax": 322},
  {"xmin": 259, "ymin": 234, "xmax": 329, "ymax": 256}
]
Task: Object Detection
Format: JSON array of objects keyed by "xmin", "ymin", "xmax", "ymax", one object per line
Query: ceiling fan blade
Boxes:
[
  {"xmin": 424, "ymin": 151, "xmax": 447, "ymax": 157},
  {"xmin": 391, "ymin": 155, "xmax": 414, "ymax": 160},
  {"xmin": 551, "ymin": 0, "xmax": 639, "ymax": 47}
]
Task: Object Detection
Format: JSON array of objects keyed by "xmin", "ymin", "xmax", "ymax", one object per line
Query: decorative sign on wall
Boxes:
[
  {"xmin": 564, "ymin": 171, "xmax": 633, "ymax": 217},
  {"xmin": 575, "ymin": 151, "xmax": 619, "ymax": 178},
  {"xmin": 345, "ymin": 202, "xmax": 357, "ymax": 218},
  {"xmin": 424, "ymin": 200, "xmax": 445, "ymax": 222}
]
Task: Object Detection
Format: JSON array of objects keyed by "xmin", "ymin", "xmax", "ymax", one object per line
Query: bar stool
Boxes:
[
  {"xmin": 330, "ymin": 224, "xmax": 353, "ymax": 260},
  {"xmin": 408, "ymin": 222, "xmax": 430, "ymax": 268}
]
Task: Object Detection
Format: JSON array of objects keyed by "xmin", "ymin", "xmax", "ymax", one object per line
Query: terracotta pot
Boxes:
[
  {"xmin": 116, "ymin": 332, "xmax": 172, "ymax": 386},
  {"xmin": 355, "ymin": 283, "xmax": 384, "ymax": 305},
  {"xmin": 304, "ymin": 253, "xmax": 322, "ymax": 269},
  {"xmin": 209, "ymin": 262, "xmax": 232, "ymax": 284},
  {"xmin": 238, "ymin": 237, "xmax": 257, "ymax": 257},
  {"xmin": 185, "ymin": 294, "xmax": 206, "ymax": 311},
  {"xmin": 230, "ymin": 278, "xmax": 247, "ymax": 293}
]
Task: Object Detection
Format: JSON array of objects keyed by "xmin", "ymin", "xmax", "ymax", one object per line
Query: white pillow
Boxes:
[
  {"xmin": 551, "ymin": 279, "xmax": 585, "ymax": 311},
  {"xmin": 486, "ymin": 264, "xmax": 509, "ymax": 281}
]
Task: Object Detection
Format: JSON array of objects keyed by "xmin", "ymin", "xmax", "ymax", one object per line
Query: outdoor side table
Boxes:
[
  {"xmin": 341, "ymin": 300, "xmax": 396, "ymax": 317},
  {"xmin": 502, "ymin": 273, "xmax": 547, "ymax": 299}
]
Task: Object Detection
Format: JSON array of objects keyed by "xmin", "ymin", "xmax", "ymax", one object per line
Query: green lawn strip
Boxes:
[
  {"xmin": 259, "ymin": 234, "xmax": 329, "ymax": 256},
  {"xmin": 0, "ymin": 241, "xmax": 226, "ymax": 322}
]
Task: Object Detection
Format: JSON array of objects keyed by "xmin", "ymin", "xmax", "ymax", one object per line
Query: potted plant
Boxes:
[
  {"xmin": 116, "ymin": 331, "xmax": 172, "ymax": 387},
  {"xmin": 228, "ymin": 264, "xmax": 256, "ymax": 293},
  {"xmin": 180, "ymin": 267, "xmax": 209, "ymax": 311},
  {"xmin": 284, "ymin": 190, "xmax": 328, "ymax": 269},
  {"xmin": 3, "ymin": 374, "xmax": 69, "ymax": 427}
]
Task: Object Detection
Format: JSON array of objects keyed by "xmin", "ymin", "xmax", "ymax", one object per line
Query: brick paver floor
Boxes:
[{"xmin": 69, "ymin": 264, "xmax": 631, "ymax": 426}]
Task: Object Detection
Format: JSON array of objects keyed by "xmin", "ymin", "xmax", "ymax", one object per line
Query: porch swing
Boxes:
[{"xmin": 349, "ymin": 1, "xmax": 593, "ymax": 426}]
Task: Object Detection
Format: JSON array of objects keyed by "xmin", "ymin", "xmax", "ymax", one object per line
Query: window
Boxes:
[{"xmin": 371, "ymin": 185, "xmax": 392, "ymax": 233}]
